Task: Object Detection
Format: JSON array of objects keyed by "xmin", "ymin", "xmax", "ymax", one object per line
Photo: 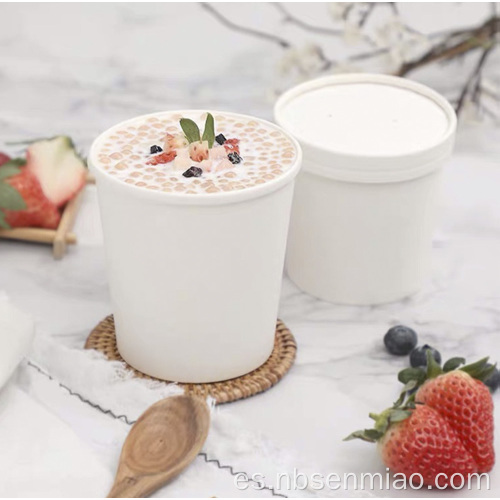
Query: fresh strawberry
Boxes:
[
  {"xmin": 379, "ymin": 405, "xmax": 477, "ymax": 488},
  {"xmin": 27, "ymin": 136, "xmax": 86, "ymax": 207},
  {"xmin": 0, "ymin": 152, "xmax": 11, "ymax": 166},
  {"xmin": 224, "ymin": 138, "xmax": 240, "ymax": 155},
  {"xmin": 3, "ymin": 168, "xmax": 60, "ymax": 229},
  {"xmin": 188, "ymin": 141, "xmax": 209, "ymax": 162},
  {"xmin": 416, "ymin": 369, "xmax": 494, "ymax": 472},
  {"xmin": 146, "ymin": 150, "xmax": 177, "ymax": 165},
  {"xmin": 346, "ymin": 353, "xmax": 496, "ymax": 488}
]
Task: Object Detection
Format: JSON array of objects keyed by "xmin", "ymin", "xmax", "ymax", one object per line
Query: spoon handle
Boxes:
[{"xmin": 108, "ymin": 476, "xmax": 148, "ymax": 498}]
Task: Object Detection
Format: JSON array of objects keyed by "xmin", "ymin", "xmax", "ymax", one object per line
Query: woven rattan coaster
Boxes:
[{"xmin": 85, "ymin": 315, "xmax": 296, "ymax": 404}]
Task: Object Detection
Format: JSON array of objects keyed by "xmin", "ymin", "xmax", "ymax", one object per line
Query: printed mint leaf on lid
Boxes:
[
  {"xmin": 202, "ymin": 113, "xmax": 215, "ymax": 149},
  {"xmin": 180, "ymin": 118, "xmax": 201, "ymax": 144}
]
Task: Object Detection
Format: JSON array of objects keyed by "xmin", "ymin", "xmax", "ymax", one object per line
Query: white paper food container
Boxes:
[
  {"xmin": 89, "ymin": 111, "xmax": 301, "ymax": 383},
  {"xmin": 275, "ymin": 74, "xmax": 457, "ymax": 305}
]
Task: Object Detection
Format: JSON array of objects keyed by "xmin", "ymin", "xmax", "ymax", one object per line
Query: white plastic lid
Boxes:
[{"xmin": 274, "ymin": 74, "xmax": 457, "ymax": 183}]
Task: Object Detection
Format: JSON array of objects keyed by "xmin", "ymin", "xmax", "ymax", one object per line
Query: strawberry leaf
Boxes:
[
  {"xmin": 443, "ymin": 357, "xmax": 466, "ymax": 372},
  {"xmin": 0, "ymin": 182, "xmax": 26, "ymax": 211},
  {"xmin": 180, "ymin": 118, "xmax": 201, "ymax": 144},
  {"xmin": 202, "ymin": 113, "xmax": 215, "ymax": 148},
  {"xmin": 344, "ymin": 429, "xmax": 383, "ymax": 443},
  {"xmin": 393, "ymin": 379, "xmax": 419, "ymax": 406},
  {"xmin": 398, "ymin": 367, "xmax": 426, "ymax": 385},
  {"xmin": 461, "ymin": 357, "xmax": 495, "ymax": 381},
  {"xmin": 388, "ymin": 409, "xmax": 412, "ymax": 423},
  {"xmin": 0, "ymin": 210, "xmax": 10, "ymax": 229},
  {"xmin": 426, "ymin": 349, "xmax": 443, "ymax": 379},
  {"xmin": 401, "ymin": 379, "xmax": 419, "ymax": 392},
  {"xmin": 0, "ymin": 159, "xmax": 26, "ymax": 181}
]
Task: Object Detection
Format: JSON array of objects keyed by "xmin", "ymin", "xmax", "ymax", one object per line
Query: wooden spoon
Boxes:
[{"xmin": 108, "ymin": 395, "xmax": 210, "ymax": 498}]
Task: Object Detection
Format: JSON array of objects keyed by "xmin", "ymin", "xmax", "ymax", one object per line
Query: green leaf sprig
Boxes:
[
  {"xmin": 180, "ymin": 113, "xmax": 216, "ymax": 148},
  {"xmin": 0, "ymin": 158, "xmax": 27, "ymax": 229},
  {"xmin": 179, "ymin": 118, "xmax": 201, "ymax": 144},
  {"xmin": 202, "ymin": 113, "xmax": 215, "ymax": 148}
]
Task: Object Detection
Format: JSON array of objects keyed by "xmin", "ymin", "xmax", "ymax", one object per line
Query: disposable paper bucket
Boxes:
[
  {"xmin": 90, "ymin": 111, "xmax": 302, "ymax": 382},
  {"xmin": 275, "ymin": 74, "xmax": 456, "ymax": 305}
]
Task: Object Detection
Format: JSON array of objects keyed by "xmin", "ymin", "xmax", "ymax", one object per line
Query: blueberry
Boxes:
[
  {"xmin": 215, "ymin": 134, "xmax": 226, "ymax": 145},
  {"xmin": 483, "ymin": 363, "xmax": 500, "ymax": 393},
  {"xmin": 182, "ymin": 166, "xmax": 203, "ymax": 178},
  {"xmin": 384, "ymin": 325, "xmax": 418, "ymax": 355},
  {"xmin": 150, "ymin": 145, "xmax": 163, "ymax": 154},
  {"xmin": 228, "ymin": 152, "xmax": 242, "ymax": 164},
  {"xmin": 410, "ymin": 344, "xmax": 441, "ymax": 368}
]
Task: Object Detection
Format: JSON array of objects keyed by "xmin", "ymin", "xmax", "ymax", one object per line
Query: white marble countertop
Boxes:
[
  {"xmin": 1, "ymin": 3, "xmax": 500, "ymax": 497},
  {"xmin": 2, "ymin": 123, "xmax": 500, "ymax": 498}
]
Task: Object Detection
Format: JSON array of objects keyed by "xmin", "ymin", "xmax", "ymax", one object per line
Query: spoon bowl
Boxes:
[{"xmin": 108, "ymin": 395, "xmax": 210, "ymax": 497}]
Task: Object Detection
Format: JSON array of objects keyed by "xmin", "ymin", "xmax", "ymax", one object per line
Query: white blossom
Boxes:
[
  {"xmin": 328, "ymin": 2, "xmax": 352, "ymax": 21},
  {"xmin": 343, "ymin": 22, "xmax": 362, "ymax": 45}
]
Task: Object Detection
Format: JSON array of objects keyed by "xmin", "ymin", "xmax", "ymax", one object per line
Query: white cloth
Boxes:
[
  {"xmin": 1, "ymin": 291, "xmax": 347, "ymax": 497},
  {"xmin": 0, "ymin": 292, "xmax": 34, "ymax": 390},
  {"xmin": 24, "ymin": 333, "xmax": 317, "ymax": 497},
  {"xmin": 0, "ymin": 385, "xmax": 113, "ymax": 497},
  {"xmin": 0, "ymin": 292, "xmax": 112, "ymax": 497}
]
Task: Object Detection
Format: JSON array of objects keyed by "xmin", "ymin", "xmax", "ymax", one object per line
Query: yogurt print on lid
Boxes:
[{"xmin": 93, "ymin": 111, "xmax": 298, "ymax": 195}]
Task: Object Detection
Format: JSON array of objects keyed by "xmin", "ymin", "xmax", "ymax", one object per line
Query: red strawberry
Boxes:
[
  {"xmin": 146, "ymin": 150, "xmax": 177, "ymax": 165},
  {"xmin": 3, "ymin": 168, "xmax": 61, "ymax": 229},
  {"xmin": 224, "ymin": 138, "xmax": 240, "ymax": 155},
  {"xmin": 416, "ymin": 370, "xmax": 494, "ymax": 472},
  {"xmin": 346, "ymin": 354, "xmax": 495, "ymax": 488},
  {"xmin": 379, "ymin": 405, "xmax": 477, "ymax": 488},
  {"xmin": 0, "ymin": 152, "xmax": 11, "ymax": 167},
  {"xmin": 27, "ymin": 136, "xmax": 86, "ymax": 207}
]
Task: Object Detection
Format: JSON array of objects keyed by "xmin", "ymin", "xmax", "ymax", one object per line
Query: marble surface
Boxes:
[{"xmin": 1, "ymin": 3, "xmax": 500, "ymax": 497}]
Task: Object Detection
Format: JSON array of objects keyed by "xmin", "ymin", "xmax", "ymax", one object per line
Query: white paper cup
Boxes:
[
  {"xmin": 89, "ymin": 111, "xmax": 301, "ymax": 383},
  {"xmin": 275, "ymin": 74, "xmax": 456, "ymax": 305}
]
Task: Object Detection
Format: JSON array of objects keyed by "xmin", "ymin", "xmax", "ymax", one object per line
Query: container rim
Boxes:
[
  {"xmin": 274, "ymin": 73, "xmax": 457, "ymax": 183},
  {"xmin": 89, "ymin": 110, "xmax": 302, "ymax": 206}
]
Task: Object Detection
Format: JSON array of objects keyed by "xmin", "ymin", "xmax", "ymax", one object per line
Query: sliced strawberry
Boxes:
[
  {"xmin": 164, "ymin": 133, "xmax": 188, "ymax": 152},
  {"xmin": 27, "ymin": 136, "xmax": 87, "ymax": 207},
  {"xmin": 224, "ymin": 138, "xmax": 240, "ymax": 155},
  {"xmin": 0, "ymin": 152, "xmax": 11, "ymax": 167},
  {"xmin": 188, "ymin": 141, "xmax": 209, "ymax": 162},
  {"xmin": 146, "ymin": 150, "xmax": 177, "ymax": 165},
  {"xmin": 3, "ymin": 168, "xmax": 61, "ymax": 229}
]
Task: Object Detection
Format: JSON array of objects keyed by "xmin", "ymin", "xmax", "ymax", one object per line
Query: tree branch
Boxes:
[
  {"xmin": 456, "ymin": 43, "xmax": 495, "ymax": 114},
  {"xmin": 272, "ymin": 3, "xmax": 344, "ymax": 37},
  {"xmin": 200, "ymin": 3, "xmax": 291, "ymax": 49},
  {"xmin": 396, "ymin": 16, "xmax": 500, "ymax": 77}
]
